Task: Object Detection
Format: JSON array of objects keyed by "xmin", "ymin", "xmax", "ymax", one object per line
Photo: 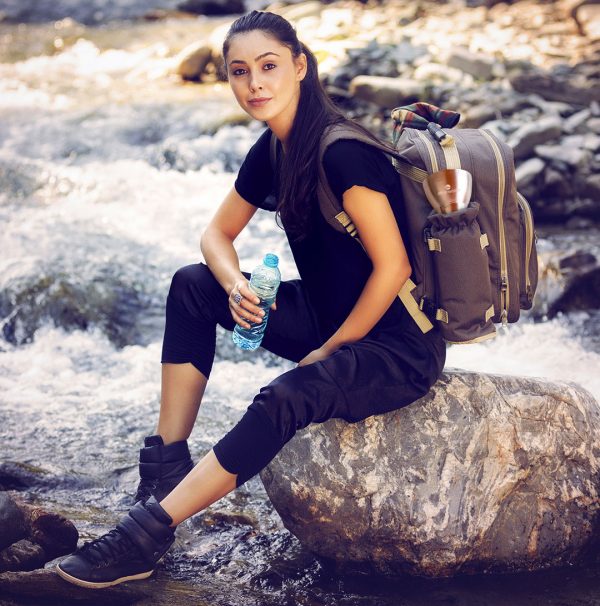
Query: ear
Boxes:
[{"xmin": 295, "ymin": 52, "xmax": 308, "ymax": 82}]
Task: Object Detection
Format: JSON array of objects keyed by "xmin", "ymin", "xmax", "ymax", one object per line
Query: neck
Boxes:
[
  {"xmin": 267, "ymin": 119, "xmax": 291, "ymax": 151},
  {"xmin": 267, "ymin": 89, "xmax": 300, "ymax": 151}
]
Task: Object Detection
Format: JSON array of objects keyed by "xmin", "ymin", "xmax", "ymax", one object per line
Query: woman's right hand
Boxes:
[{"xmin": 229, "ymin": 279, "xmax": 276, "ymax": 329}]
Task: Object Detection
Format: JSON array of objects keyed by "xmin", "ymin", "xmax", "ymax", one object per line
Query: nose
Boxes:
[{"xmin": 248, "ymin": 69, "xmax": 263, "ymax": 93}]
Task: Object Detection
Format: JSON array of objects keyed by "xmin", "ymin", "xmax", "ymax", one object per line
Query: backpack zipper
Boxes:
[
  {"xmin": 480, "ymin": 130, "xmax": 509, "ymax": 325},
  {"xmin": 516, "ymin": 192, "xmax": 534, "ymax": 299}
]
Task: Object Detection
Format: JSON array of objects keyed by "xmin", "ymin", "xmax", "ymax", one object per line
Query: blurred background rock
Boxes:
[{"xmin": 1, "ymin": 1, "xmax": 599, "ymax": 604}]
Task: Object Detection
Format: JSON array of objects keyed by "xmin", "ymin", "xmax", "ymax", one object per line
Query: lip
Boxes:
[{"xmin": 248, "ymin": 97, "xmax": 271, "ymax": 107}]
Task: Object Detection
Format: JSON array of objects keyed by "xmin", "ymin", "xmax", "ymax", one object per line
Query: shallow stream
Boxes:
[{"xmin": 1, "ymin": 7, "xmax": 599, "ymax": 605}]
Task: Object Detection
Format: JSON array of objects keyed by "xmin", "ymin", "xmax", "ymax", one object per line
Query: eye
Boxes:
[
  {"xmin": 263, "ymin": 63, "xmax": 276, "ymax": 71},
  {"xmin": 231, "ymin": 67, "xmax": 247, "ymax": 77}
]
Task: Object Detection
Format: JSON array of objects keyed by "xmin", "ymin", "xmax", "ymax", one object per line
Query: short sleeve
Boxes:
[
  {"xmin": 234, "ymin": 128, "xmax": 277, "ymax": 211},
  {"xmin": 322, "ymin": 139, "xmax": 398, "ymax": 204}
]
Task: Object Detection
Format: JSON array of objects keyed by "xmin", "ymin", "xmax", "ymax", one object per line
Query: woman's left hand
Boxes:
[{"xmin": 297, "ymin": 346, "xmax": 334, "ymax": 367}]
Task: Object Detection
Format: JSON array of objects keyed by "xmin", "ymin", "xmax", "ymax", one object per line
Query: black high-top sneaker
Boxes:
[
  {"xmin": 56, "ymin": 497, "xmax": 175, "ymax": 589},
  {"xmin": 134, "ymin": 435, "xmax": 194, "ymax": 504}
]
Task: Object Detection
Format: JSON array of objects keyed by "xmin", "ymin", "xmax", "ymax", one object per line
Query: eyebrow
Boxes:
[{"xmin": 228, "ymin": 52, "xmax": 280, "ymax": 66}]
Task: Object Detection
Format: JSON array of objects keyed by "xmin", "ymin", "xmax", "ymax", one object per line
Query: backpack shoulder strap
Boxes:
[{"xmin": 316, "ymin": 123, "xmax": 434, "ymax": 334}]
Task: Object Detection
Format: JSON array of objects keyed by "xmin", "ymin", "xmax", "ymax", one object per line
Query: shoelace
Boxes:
[
  {"xmin": 79, "ymin": 528, "xmax": 137, "ymax": 566},
  {"xmin": 135, "ymin": 478, "xmax": 158, "ymax": 503}
]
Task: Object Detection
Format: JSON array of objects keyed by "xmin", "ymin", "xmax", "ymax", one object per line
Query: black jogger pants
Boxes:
[{"xmin": 161, "ymin": 262, "xmax": 446, "ymax": 487}]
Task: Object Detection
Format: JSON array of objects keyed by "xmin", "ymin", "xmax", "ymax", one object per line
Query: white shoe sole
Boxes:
[{"xmin": 55, "ymin": 563, "xmax": 154, "ymax": 589}]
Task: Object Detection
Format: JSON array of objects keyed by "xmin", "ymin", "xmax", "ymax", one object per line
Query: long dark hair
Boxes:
[{"xmin": 223, "ymin": 11, "xmax": 389, "ymax": 242}]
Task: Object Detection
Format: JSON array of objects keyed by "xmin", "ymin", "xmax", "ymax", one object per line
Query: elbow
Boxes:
[
  {"xmin": 200, "ymin": 225, "xmax": 215, "ymax": 253},
  {"xmin": 374, "ymin": 261, "xmax": 411, "ymax": 289},
  {"xmin": 400, "ymin": 262, "xmax": 412, "ymax": 285},
  {"xmin": 394, "ymin": 261, "xmax": 412, "ymax": 288}
]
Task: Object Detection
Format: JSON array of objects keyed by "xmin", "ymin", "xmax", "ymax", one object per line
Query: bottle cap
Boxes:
[{"xmin": 263, "ymin": 253, "xmax": 279, "ymax": 268}]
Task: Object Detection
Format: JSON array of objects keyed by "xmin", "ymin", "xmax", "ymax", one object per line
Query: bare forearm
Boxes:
[
  {"xmin": 200, "ymin": 228, "xmax": 245, "ymax": 294},
  {"xmin": 323, "ymin": 266, "xmax": 409, "ymax": 353}
]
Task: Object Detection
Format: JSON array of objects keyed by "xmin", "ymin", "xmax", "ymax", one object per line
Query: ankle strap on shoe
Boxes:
[
  {"xmin": 144, "ymin": 496, "xmax": 174, "ymax": 525},
  {"xmin": 117, "ymin": 500, "xmax": 174, "ymax": 561}
]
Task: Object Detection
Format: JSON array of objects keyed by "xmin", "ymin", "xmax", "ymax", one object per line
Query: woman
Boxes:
[{"xmin": 56, "ymin": 10, "xmax": 446, "ymax": 588}]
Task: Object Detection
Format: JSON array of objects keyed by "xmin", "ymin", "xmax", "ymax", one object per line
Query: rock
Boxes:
[
  {"xmin": 575, "ymin": 4, "xmax": 600, "ymax": 39},
  {"xmin": 349, "ymin": 75, "xmax": 426, "ymax": 107},
  {"xmin": 579, "ymin": 173, "xmax": 600, "ymax": 199},
  {"xmin": 507, "ymin": 117, "xmax": 562, "ymax": 160},
  {"xmin": 0, "ymin": 567, "xmax": 268, "ymax": 604},
  {"xmin": 525, "ymin": 94, "xmax": 576, "ymax": 117},
  {"xmin": 413, "ymin": 62, "xmax": 469, "ymax": 85},
  {"xmin": 510, "ymin": 70, "xmax": 600, "ymax": 106},
  {"xmin": 564, "ymin": 108, "xmax": 592, "ymax": 133},
  {"xmin": 0, "ymin": 540, "xmax": 46, "ymax": 573},
  {"xmin": 560, "ymin": 133, "xmax": 600, "ymax": 153},
  {"xmin": 542, "ymin": 167, "xmax": 575, "ymax": 199},
  {"xmin": 175, "ymin": 42, "xmax": 213, "ymax": 82},
  {"xmin": 515, "ymin": 157, "xmax": 546, "ymax": 188},
  {"xmin": 260, "ymin": 370, "xmax": 600, "ymax": 577},
  {"xmin": 0, "ymin": 493, "xmax": 78, "ymax": 572},
  {"xmin": 589, "ymin": 116, "xmax": 600, "ymax": 135},
  {"xmin": 462, "ymin": 105, "xmax": 498, "ymax": 128},
  {"xmin": 585, "ymin": 134, "xmax": 600, "ymax": 152},
  {"xmin": 535, "ymin": 143, "xmax": 591, "ymax": 170},
  {"xmin": 559, "ymin": 250, "xmax": 597, "ymax": 272},
  {"xmin": 392, "ymin": 40, "xmax": 429, "ymax": 66},
  {"xmin": 446, "ymin": 47, "xmax": 497, "ymax": 80},
  {"xmin": 0, "ymin": 461, "xmax": 58, "ymax": 491},
  {"xmin": 0, "ymin": 494, "xmax": 27, "ymax": 551},
  {"xmin": 549, "ymin": 267, "xmax": 600, "ymax": 316},
  {"xmin": 275, "ymin": 1, "xmax": 324, "ymax": 22},
  {"xmin": 177, "ymin": 0, "xmax": 244, "ymax": 17}
]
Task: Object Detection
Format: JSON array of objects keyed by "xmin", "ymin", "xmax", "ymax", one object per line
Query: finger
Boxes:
[
  {"xmin": 239, "ymin": 289, "xmax": 265, "ymax": 317},
  {"xmin": 232, "ymin": 310, "xmax": 252, "ymax": 329},
  {"xmin": 271, "ymin": 301, "xmax": 277, "ymax": 311},
  {"xmin": 231, "ymin": 290, "xmax": 244, "ymax": 308},
  {"xmin": 233, "ymin": 306, "xmax": 263, "ymax": 326},
  {"xmin": 240, "ymin": 285, "xmax": 260, "ymax": 305}
]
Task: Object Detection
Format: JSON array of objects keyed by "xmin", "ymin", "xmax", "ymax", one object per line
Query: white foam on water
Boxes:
[
  {"xmin": 0, "ymin": 16, "xmax": 597, "ymax": 485},
  {"xmin": 446, "ymin": 313, "xmax": 600, "ymax": 400}
]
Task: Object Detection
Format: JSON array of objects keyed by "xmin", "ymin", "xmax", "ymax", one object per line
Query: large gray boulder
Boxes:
[{"xmin": 260, "ymin": 370, "xmax": 600, "ymax": 577}]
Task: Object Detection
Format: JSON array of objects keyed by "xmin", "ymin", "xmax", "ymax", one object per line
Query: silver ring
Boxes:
[{"xmin": 233, "ymin": 292, "xmax": 242, "ymax": 305}]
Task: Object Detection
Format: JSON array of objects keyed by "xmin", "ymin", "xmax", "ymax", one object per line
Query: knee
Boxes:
[
  {"xmin": 168, "ymin": 262, "xmax": 213, "ymax": 305},
  {"xmin": 248, "ymin": 374, "xmax": 305, "ymax": 445}
]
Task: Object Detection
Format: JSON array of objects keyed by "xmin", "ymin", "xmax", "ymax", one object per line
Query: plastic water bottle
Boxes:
[{"xmin": 232, "ymin": 253, "xmax": 281, "ymax": 351}]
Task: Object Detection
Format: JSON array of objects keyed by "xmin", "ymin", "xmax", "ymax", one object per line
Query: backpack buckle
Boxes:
[{"xmin": 419, "ymin": 296, "xmax": 438, "ymax": 322}]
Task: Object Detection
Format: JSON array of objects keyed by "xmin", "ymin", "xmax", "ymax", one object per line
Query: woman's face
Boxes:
[{"xmin": 225, "ymin": 30, "xmax": 307, "ymax": 132}]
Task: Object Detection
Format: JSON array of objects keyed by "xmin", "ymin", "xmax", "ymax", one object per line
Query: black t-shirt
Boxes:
[{"xmin": 234, "ymin": 127, "xmax": 414, "ymax": 341}]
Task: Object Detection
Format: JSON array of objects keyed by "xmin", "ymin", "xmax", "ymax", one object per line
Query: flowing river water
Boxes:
[{"xmin": 1, "ymin": 5, "xmax": 600, "ymax": 605}]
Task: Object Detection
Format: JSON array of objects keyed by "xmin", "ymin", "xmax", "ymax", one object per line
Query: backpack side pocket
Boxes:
[
  {"xmin": 517, "ymin": 192, "xmax": 538, "ymax": 310},
  {"xmin": 426, "ymin": 201, "xmax": 496, "ymax": 344}
]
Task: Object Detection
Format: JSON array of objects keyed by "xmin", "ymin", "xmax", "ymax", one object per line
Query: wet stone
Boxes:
[
  {"xmin": 559, "ymin": 250, "xmax": 597, "ymax": 271},
  {"xmin": 549, "ymin": 266, "xmax": 600, "ymax": 315}
]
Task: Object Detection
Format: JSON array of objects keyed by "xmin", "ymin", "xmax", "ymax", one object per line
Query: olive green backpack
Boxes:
[{"xmin": 270, "ymin": 109, "xmax": 538, "ymax": 344}]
